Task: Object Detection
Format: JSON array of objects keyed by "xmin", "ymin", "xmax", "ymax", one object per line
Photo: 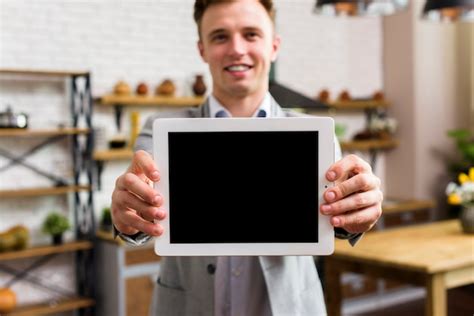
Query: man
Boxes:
[{"xmin": 111, "ymin": 0, "xmax": 383, "ymax": 315}]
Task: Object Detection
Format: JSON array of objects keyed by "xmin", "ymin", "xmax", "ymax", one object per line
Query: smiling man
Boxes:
[{"xmin": 111, "ymin": 0, "xmax": 383, "ymax": 315}]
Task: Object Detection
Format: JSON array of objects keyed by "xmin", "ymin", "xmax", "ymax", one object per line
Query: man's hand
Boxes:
[
  {"xmin": 111, "ymin": 150, "xmax": 166, "ymax": 237},
  {"xmin": 321, "ymin": 154, "xmax": 383, "ymax": 234}
]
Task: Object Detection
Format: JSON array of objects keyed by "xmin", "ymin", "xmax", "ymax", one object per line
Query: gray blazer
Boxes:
[{"xmin": 134, "ymin": 97, "xmax": 350, "ymax": 316}]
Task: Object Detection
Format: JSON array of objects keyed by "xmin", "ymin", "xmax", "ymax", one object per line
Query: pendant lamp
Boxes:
[
  {"xmin": 422, "ymin": 0, "xmax": 474, "ymax": 22},
  {"xmin": 314, "ymin": 0, "xmax": 409, "ymax": 17}
]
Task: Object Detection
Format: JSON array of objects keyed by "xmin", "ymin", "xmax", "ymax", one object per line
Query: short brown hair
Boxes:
[{"xmin": 193, "ymin": 0, "xmax": 276, "ymax": 37}]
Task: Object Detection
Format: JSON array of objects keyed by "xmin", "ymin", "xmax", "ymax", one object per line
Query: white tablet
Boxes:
[{"xmin": 153, "ymin": 117, "xmax": 335, "ymax": 256}]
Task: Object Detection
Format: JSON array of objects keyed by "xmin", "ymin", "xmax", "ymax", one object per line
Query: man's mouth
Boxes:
[{"xmin": 224, "ymin": 64, "xmax": 252, "ymax": 72}]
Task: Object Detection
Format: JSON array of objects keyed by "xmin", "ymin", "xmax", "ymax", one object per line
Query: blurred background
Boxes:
[{"xmin": 0, "ymin": 0, "xmax": 472, "ymax": 315}]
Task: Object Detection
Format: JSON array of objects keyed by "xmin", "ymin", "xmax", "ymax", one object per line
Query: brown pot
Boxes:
[
  {"xmin": 114, "ymin": 81, "xmax": 131, "ymax": 95},
  {"xmin": 156, "ymin": 79, "xmax": 176, "ymax": 96},
  {"xmin": 136, "ymin": 82, "xmax": 149, "ymax": 96},
  {"xmin": 192, "ymin": 75, "xmax": 207, "ymax": 96}
]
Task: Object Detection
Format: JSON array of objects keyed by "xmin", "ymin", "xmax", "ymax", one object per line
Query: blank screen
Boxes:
[{"xmin": 168, "ymin": 131, "xmax": 318, "ymax": 243}]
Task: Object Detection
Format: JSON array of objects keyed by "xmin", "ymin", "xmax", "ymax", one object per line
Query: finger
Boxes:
[
  {"xmin": 323, "ymin": 173, "xmax": 381, "ymax": 203},
  {"xmin": 326, "ymin": 154, "xmax": 372, "ymax": 182},
  {"xmin": 128, "ymin": 150, "xmax": 160, "ymax": 182},
  {"xmin": 331, "ymin": 205, "xmax": 382, "ymax": 233},
  {"xmin": 121, "ymin": 210, "xmax": 164, "ymax": 237},
  {"xmin": 116, "ymin": 172, "xmax": 162, "ymax": 206},
  {"xmin": 120, "ymin": 191, "xmax": 166, "ymax": 221},
  {"xmin": 321, "ymin": 189, "xmax": 383, "ymax": 216},
  {"xmin": 113, "ymin": 215, "xmax": 139, "ymax": 235}
]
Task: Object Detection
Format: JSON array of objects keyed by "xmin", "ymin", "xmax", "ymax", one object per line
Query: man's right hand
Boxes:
[{"xmin": 111, "ymin": 150, "xmax": 166, "ymax": 237}]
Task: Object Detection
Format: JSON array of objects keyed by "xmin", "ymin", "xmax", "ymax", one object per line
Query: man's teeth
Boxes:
[{"xmin": 226, "ymin": 65, "xmax": 250, "ymax": 71}]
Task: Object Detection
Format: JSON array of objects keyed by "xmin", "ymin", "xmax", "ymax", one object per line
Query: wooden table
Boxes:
[{"xmin": 325, "ymin": 220, "xmax": 474, "ymax": 316}]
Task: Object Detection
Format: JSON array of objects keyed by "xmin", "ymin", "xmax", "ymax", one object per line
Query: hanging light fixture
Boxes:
[
  {"xmin": 422, "ymin": 0, "xmax": 474, "ymax": 22},
  {"xmin": 314, "ymin": 0, "xmax": 409, "ymax": 17}
]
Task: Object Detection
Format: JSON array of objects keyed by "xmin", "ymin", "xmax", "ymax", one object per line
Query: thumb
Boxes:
[{"xmin": 128, "ymin": 150, "xmax": 160, "ymax": 182}]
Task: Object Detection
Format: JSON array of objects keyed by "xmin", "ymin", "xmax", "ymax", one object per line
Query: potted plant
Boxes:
[
  {"xmin": 446, "ymin": 167, "xmax": 474, "ymax": 233},
  {"xmin": 100, "ymin": 207, "xmax": 112, "ymax": 232},
  {"xmin": 42, "ymin": 212, "xmax": 71, "ymax": 245}
]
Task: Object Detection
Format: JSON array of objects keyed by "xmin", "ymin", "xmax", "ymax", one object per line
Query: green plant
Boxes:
[
  {"xmin": 101, "ymin": 207, "xmax": 112, "ymax": 230},
  {"xmin": 447, "ymin": 129, "xmax": 474, "ymax": 173},
  {"xmin": 42, "ymin": 212, "xmax": 70, "ymax": 236}
]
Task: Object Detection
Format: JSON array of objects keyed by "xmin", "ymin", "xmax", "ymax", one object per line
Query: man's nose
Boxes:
[{"xmin": 228, "ymin": 35, "xmax": 247, "ymax": 57}]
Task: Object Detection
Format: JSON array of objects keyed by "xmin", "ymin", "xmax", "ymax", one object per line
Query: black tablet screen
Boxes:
[{"xmin": 168, "ymin": 131, "xmax": 318, "ymax": 243}]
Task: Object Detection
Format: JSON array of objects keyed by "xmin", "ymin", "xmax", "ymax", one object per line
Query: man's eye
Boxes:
[
  {"xmin": 212, "ymin": 34, "xmax": 227, "ymax": 42},
  {"xmin": 246, "ymin": 32, "xmax": 258, "ymax": 40}
]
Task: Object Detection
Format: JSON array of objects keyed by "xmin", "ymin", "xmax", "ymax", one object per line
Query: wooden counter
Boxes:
[{"xmin": 325, "ymin": 220, "xmax": 474, "ymax": 316}]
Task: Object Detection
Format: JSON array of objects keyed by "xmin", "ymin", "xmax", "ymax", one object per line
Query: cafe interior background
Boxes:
[{"xmin": 0, "ymin": 0, "xmax": 472, "ymax": 315}]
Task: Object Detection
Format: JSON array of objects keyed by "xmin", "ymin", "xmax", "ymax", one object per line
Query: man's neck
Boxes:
[{"xmin": 212, "ymin": 89, "xmax": 267, "ymax": 117}]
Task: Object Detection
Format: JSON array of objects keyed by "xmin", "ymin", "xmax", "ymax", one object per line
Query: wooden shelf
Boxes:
[
  {"xmin": 94, "ymin": 148, "xmax": 134, "ymax": 161},
  {"xmin": 96, "ymin": 94, "xmax": 205, "ymax": 107},
  {"xmin": 340, "ymin": 139, "xmax": 399, "ymax": 151},
  {"xmin": 5, "ymin": 297, "xmax": 94, "ymax": 316},
  {"xmin": 0, "ymin": 128, "xmax": 90, "ymax": 137},
  {"xmin": 327, "ymin": 99, "xmax": 389, "ymax": 110},
  {"xmin": 383, "ymin": 198, "xmax": 436, "ymax": 215},
  {"xmin": 0, "ymin": 241, "xmax": 93, "ymax": 261},
  {"xmin": 0, "ymin": 69, "xmax": 89, "ymax": 77},
  {"xmin": 0, "ymin": 185, "xmax": 91, "ymax": 198}
]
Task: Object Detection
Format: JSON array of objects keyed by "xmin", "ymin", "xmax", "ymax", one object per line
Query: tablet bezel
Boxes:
[{"xmin": 153, "ymin": 117, "xmax": 335, "ymax": 256}]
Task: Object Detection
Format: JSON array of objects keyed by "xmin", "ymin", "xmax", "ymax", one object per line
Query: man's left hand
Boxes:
[{"xmin": 321, "ymin": 154, "xmax": 383, "ymax": 234}]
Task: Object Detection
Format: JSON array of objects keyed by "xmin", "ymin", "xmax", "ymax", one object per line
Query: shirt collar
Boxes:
[{"xmin": 209, "ymin": 93, "xmax": 272, "ymax": 118}]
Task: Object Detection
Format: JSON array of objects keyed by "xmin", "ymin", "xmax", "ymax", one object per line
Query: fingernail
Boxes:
[
  {"xmin": 154, "ymin": 227, "xmax": 162, "ymax": 235},
  {"xmin": 155, "ymin": 210, "xmax": 165, "ymax": 219},
  {"xmin": 321, "ymin": 204, "xmax": 331, "ymax": 214},
  {"xmin": 151, "ymin": 171, "xmax": 160, "ymax": 181},
  {"xmin": 153, "ymin": 195, "xmax": 161, "ymax": 205},
  {"xmin": 327, "ymin": 171, "xmax": 336, "ymax": 181},
  {"xmin": 326, "ymin": 191, "xmax": 336, "ymax": 202},
  {"xmin": 333, "ymin": 217, "xmax": 341, "ymax": 227}
]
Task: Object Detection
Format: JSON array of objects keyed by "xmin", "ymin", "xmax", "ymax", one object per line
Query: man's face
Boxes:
[{"xmin": 198, "ymin": 0, "xmax": 280, "ymax": 99}]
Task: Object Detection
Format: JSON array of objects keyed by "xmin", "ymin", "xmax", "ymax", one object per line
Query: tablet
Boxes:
[{"xmin": 153, "ymin": 117, "xmax": 335, "ymax": 256}]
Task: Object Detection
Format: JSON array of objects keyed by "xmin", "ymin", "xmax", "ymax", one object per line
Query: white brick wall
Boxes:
[{"xmin": 0, "ymin": 0, "xmax": 383, "ymax": 307}]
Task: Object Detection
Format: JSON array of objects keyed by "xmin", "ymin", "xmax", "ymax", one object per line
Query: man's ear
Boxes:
[
  {"xmin": 198, "ymin": 40, "xmax": 207, "ymax": 63},
  {"xmin": 270, "ymin": 35, "xmax": 281, "ymax": 62}
]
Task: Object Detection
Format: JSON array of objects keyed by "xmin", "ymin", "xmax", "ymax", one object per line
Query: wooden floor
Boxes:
[{"xmin": 353, "ymin": 285, "xmax": 474, "ymax": 316}]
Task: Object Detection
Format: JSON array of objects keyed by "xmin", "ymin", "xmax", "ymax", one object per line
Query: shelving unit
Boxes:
[
  {"xmin": 0, "ymin": 128, "xmax": 90, "ymax": 137},
  {"xmin": 327, "ymin": 99, "xmax": 389, "ymax": 110},
  {"xmin": 0, "ymin": 69, "xmax": 95, "ymax": 315},
  {"xmin": 0, "ymin": 185, "xmax": 91, "ymax": 198},
  {"xmin": 0, "ymin": 241, "xmax": 92, "ymax": 261},
  {"xmin": 340, "ymin": 139, "xmax": 399, "ymax": 151},
  {"xmin": 96, "ymin": 94, "xmax": 204, "ymax": 107},
  {"xmin": 93, "ymin": 148, "xmax": 133, "ymax": 161},
  {"xmin": 6, "ymin": 297, "xmax": 95, "ymax": 316},
  {"xmin": 93, "ymin": 94, "xmax": 205, "ymax": 190}
]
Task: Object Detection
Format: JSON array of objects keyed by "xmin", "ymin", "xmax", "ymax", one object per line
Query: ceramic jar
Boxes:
[{"xmin": 192, "ymin": 75, "xmax": 206, "ymax": 96}]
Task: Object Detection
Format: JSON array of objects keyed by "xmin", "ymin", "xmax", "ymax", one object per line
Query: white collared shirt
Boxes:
[
  {"xmin": 212, "ymin": 92, "xmax": 274, "ymax": 316},
  {"xmin": 209, "ymin": 93, "xmax": 272, "ymax": 118}
]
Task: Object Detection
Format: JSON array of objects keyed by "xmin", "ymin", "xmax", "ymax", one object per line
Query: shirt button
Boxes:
[{"xmin": 207, "ymin": 264, "xmax": 216, "ymax": 275}]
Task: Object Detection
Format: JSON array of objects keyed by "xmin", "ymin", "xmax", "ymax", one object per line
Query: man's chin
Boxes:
[{"xmin": 225, "ymin": 83, "xmax": 262, "ymax": 97}]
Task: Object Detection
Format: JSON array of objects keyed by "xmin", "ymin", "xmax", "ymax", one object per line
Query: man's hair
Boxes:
[{"xmin": 193, "ymin": 0, "xmax": 276, "ymax": 38}]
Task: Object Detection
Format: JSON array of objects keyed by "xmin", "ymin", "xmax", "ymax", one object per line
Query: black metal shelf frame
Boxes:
[{"xmin": 0, "ymin": 71, "xmax": 95, "ymax": 316}]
